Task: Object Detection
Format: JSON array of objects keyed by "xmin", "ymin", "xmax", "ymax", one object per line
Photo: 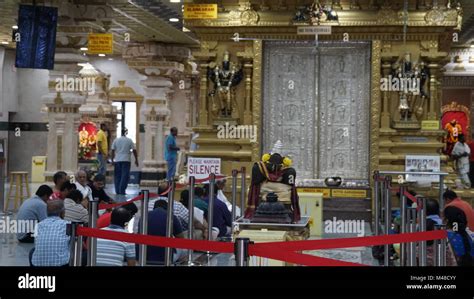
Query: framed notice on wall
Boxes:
[{"xmin": 405, "ymin": 155, "xmax": 440, "ymax": 183}]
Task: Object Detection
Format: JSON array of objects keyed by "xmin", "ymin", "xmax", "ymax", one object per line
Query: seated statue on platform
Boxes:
[{"xmin": 245, "ymin": 151, "xmax": 301, "ymax": 223}]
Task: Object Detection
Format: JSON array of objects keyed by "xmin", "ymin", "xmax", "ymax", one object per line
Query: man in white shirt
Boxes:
[
  {"xmin": 111, "ymin": 129, "xmax": 139, "ymax": 196},
  {"xmin": 75, "ymin": 170, "xmax": 93, "ymax": 201},
  {"xmin": 216, "ymin": 178, "xmax": 241, "ymax": 217},
  {"xmin": 452, "ymin": 134, "xmax": 471, "ymax": 188}
]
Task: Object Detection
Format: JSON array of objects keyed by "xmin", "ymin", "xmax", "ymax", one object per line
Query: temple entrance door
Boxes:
[{"xmin": 263, "ymin": 41, "xmax": 371, "ymax": 180}]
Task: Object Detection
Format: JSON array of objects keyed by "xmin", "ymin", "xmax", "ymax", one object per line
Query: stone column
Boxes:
[
  {"xmin": 427, "ymin": 61, "xmax": 441, "ymax": 120},
  {"xmin": 43, "ymin": 38, "xmax": 87, "ymax": 179}
]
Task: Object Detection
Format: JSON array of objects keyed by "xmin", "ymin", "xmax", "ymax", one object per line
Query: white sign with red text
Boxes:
[{"xmin": 187, "ymin": 157, "xmax": 221, "ymax": 180}]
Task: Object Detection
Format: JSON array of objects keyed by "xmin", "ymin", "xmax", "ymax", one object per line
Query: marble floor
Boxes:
[{"xmin": 1, "ymin": 182, "xmax": 378, "ymax": 267}]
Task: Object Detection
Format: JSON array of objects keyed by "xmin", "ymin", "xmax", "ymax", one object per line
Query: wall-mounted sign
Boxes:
[
  {"xmin": 297, "ymin": 26, "xmax": 332, "ymax": 35},
  {"xmin": 87, "ymin": 33, "xmax": 113, "ymax": 54},
  {"xmin": 187, "ymin": 157, "xmax": 221, "ymax": 180},
  {"xmin": 421, "ymin": 120, "xmax": 440, "ymax": 130},
  {"xmin": 331, "ymin": 189, "xmax": 367, "ymax": 198},
  {"xmin": 405, "ymin": 155, "xmax": 440, "ymax": 182},
  {"xmin": 402, "ymin": 137, "xmax": 429, "ymax": 143},
  {"xmin": 298, "ymin": 188, "xmax": 330, "ymax": 198},
  {"xmin": 184, "ymin": 4, "xmax": 218, "ymax": 19}
]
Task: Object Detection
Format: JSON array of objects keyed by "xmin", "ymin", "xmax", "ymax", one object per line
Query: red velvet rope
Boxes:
[
  {"xmin": 76, "ymin": 226, "xmax": 234, "ymax": 253},
  {"xmin": 251, "ymin": 230, "xmax": 447, "ymax": 252}
]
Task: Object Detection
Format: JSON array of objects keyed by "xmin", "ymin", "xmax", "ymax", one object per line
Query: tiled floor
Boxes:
[{"xmin": 1, "ymin": 182, "xmax": 378, "ymax": 266}]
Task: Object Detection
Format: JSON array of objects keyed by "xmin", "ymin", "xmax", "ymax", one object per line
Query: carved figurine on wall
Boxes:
[
  {"xmin": 392, "ymin": 53, "xmax": 430, "ymax": 122},
  {"xmin": 208, "ymin": 51, "xmax": 243, "ymax": 118},
  {"xmin": 445, "ymin": 119, "xmax": 463, "ymax": 155}
]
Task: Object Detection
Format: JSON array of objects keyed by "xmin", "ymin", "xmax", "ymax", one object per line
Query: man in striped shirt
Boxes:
[{"xmin": 96, "ymin": 208, "xmax": 136, "ymax": 266}]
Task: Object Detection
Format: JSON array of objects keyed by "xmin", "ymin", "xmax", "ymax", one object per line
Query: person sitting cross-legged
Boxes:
[
  {"xmin": 30, "ymin": 201, "xmax": 70, "ymax": 267},
  {"xmin": 96, "ymin": 207, "xmax": 136, "ymax": 266}
]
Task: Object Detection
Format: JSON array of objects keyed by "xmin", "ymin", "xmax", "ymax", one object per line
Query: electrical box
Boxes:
[
  {"xmin": 299, "ymin": 192, "xmax": 324, "ymax": 237},
  {"xmin": 31, "ymin": 156, "xmax": 46, "ymax": 183}
]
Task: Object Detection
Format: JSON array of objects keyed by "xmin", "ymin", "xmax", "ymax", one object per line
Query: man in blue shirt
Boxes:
[
  {"xmin": 31, "ymin": 200, "xmax": 70, "ymax": 267},
  {"xmin": 16, "ymin": 185, "xmax": 52, "ymax": 243},
  {"xmin": 164, "ymin": 127, "xmax": 180, "ymax": 182},
  {"xmin": 203, "ymin": 184, "xmax": 232, "ymax": 238},
  {"xmin": 138, "ymin": 202, "xmax": 186, "ymax": 264}
]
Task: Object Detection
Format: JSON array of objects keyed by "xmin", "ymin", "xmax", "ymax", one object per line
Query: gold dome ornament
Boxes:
[{"xmin": 262, "ymin": 153, "xmax": 271, "ymax": 163}]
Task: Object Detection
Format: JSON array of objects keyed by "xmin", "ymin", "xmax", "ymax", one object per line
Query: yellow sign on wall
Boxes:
[
  {"xmin": 87, "ymin": 34, "xmax": 113, "ymax": 54},
  {"xmin": 298, "ymin": 188, "xmax": 330, "ymax": 198},
  {"xmin": 184, "ymin": 4, "xmax": 218, "ymax": 19},
  {"xmin": 421, "ymin": 120, "xmax": 440, "ymax": 130},
  {"xmin": 331, "ymin": 189, "xmax": 367, "ymax": 198}
]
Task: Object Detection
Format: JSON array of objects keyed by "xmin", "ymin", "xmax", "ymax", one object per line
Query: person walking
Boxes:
[
  {"xmin": 165, "ymin": 127, "xmax": 180, "ymax": 182},
  {"xmin": 452, "ymin": 134, "xmax": 471, "ymax": 188},
  {"xmin": 111, "ymin": 128, "xmax": 139, "ymax": 196}
]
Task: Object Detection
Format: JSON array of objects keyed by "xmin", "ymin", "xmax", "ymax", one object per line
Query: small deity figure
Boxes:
[
  {"xmin": 445, "ymin": 119, "xmax": 463, "ymax": 155},
  {"xmin": 245, "ymin": 142, "xmax": 301, "ymax": 223},
  {"xmin": 392, "ymin": 53, "xmax": 430, "ymax": 121},
  {"xmin": 208, "ymin": 51, "xmax": 243, "ymax": 117}
]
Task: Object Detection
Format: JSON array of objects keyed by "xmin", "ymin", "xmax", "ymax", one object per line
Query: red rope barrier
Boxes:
[
  {"xmin": 76, "ymin": 226, "xmax": 234, "ymax": 253},
  {"xmin": 249, "ymin": 246, "xmax": 367, "ymax": 267},
  {"xmin": 251, "ymin": 230, "xmax": 447, "ymax": 252}
]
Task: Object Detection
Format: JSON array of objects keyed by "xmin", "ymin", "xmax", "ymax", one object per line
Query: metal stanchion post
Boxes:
[
  {"xmin": 433, "ymin": 224, "xmax": 447, "ymax": 266},
  {"xmin": 87, "ymin": 198, "xmax": 99, "ymax": 266},
  {"xmin": 187, "ymin": 177, "xmax": 199, "ymax": 266},
  {"xmin": 407, "ymin": 207, "xmax": 417, "ymax": 266},
  {"xmin": 234, "ymin": 238, "xmax": 250, "ymax": 266},
  {"xmin": 165, "ymin": 182, "xmax": 175, "ymax": 266},
  {"xmin": 231, "ymin": 170, "xmax": 238, "ymax": 220},
  {"xmin": 399, "ymin": 185, "xmax": 407, "ymax": 266},
  {"xmin": 384, "ymin": 176, "xmax": 392, "ymax": 266},
  {"xmin": 68, "ymin": 222, "xmax": 77, "ymax": 266},
  {"xmin": 418, "ymin": 197, "xmax": 427, "ymax": 267},
  {"xmin": 439, "ymin": 175, "xmax": 444, "ymax": 214},
  {"xmin": 138, "ymin": 190, "xmax": 149, "ymax": 266},
  {"xmin": 207, "ymin": 173, "xmax": 216, "ymax": 244},
  {"xmin": 373, "ymin": 171, "xmax": 380, "ymax": 236},
  {"xmin": 240, "ymin": 167, "xmax": 246, "ymax": 217}
]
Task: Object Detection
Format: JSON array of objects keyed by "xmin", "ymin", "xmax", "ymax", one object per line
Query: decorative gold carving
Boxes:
[
  {"xmin": 54, "ymin": 92, "xmax": 63, "ymax": 105},
  {"xmin": 425, "ymin": 7, "xmax": 445, "ymax": 25},
  {"xmin": 376, "ymin": 8, "xmax": 398, "ymax": 25},
  {"xmin": 251, "ymin": 39, "xmax": 262, "ymax": 162},
  {"xmin": 370, "ymin": 40, "xmax": 381, "ymax": 185}
]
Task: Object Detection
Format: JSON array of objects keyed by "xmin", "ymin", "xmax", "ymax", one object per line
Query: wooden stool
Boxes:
[{"xmin": 5, "ymin": 171, "xmax": 31, "ymax": 211}]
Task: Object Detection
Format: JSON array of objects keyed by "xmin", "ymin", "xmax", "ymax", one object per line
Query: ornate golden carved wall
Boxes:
[{"xmin": 186, "ymin": 0, "xmax": 461, "ymax": 185}]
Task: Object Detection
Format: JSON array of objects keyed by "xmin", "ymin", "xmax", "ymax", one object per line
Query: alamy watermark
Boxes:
[
  {"xmin": 0, "ymin": 216, "xmax": 37, "ymax": 235},
  {"xmin": 380, "ymin": 75, "xmax": 421, "ymax": 94},
  {"xmin": 324, "ymin": 217, "xmax": 365, "ymax": 237},
  {"xmin": 55, "ymin": 75, "xmax": 96, "ymax": 95},
  {"xmin": 217, "ymin": 122, "xmax": 257, "ymax": 143}
]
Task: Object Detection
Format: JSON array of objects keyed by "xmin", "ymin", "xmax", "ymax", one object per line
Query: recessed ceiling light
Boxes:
[
  {"xmin": 170, "ymin": 0, "xmax": 181, "ymax": 3},
  {"xmin": 471, "ymin": 45, "xmax": 474, "ymax": 48},
  {"xmin": 12, "ymin": 25, "xmax": 18, "ymax": 29},
  {"xmin": 169, "ymin": 18, "xmax": 179, "ymax": 22},
  {"xmin": 108, "ymin": 58, "xmax": 114, "ymax": 61},
  {"xmin": 98, "ymin": 54, "xmax": 106, "ymax": 57},
  {"xmin": 1, "ymin": 41, "xmax": 9, "ymax": 45},
  {"xmin": 80, "ymin": 47, "xmax": 88, "ymax": 51}
]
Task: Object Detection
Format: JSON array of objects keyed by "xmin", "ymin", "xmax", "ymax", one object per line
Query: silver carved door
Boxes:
[{"xmin": 263, "ymin": 41, "xmax": 370, "ymax": 180}]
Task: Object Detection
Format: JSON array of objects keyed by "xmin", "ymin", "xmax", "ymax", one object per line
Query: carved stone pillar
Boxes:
[
  {"xmin": 427, "ymin": 62, "xmax": 441, "ymax": 120},
  {"xmin": 43, "ymin": 37, "xmax": 87, "ymax": 179},
  {"xmin": 198, "ymin": 62, "xmax": 209, "ymax": 126}
]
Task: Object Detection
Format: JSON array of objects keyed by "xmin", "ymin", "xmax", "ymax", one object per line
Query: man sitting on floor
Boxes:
[
  {"xmin": 30, "ymin": 201, "xmax": 70, "ymax": 267},
  {"xmin": 96, "ymin": 208, "xmax": 136, "ymax": 266},
  {"xmin": 17, "ymin": 185, "xmax": 52, "ymax": 243},
  {"xmin": 89, "ymin": 174, "xmax": 113, "ymax": 203}
]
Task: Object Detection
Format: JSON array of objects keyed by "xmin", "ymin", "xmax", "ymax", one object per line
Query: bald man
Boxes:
[
  {"xmin": 31, "ymin": 201, "xmax": 70, "ymax": 266},
  {"xmin": 75, "ymin": 170, "xmax": 93, "ymax": 201}
]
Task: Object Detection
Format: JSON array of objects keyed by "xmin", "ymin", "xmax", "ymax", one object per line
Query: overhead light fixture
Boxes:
[
  {"xmin": 170, "ymin": 0, "xmax": 181, "ymax": 3},
  {"xmin": 108, "ymin": 58, "xmax": 114, "ymax": 61},
  {"xmin": 471, "ymin": 44, "xmax": 474, "ymax": 48},
  {"xmin": 1, "ymin": 41, "xmax": 9, "ymax": 45},
  {"xmin": 169, "ymin": 18, "xmax": 179, "ymax": 22},
  {"xmin": 12, "ymin": 25, "xmax": 18, "ymax": 29},
  {"xmin": 98, "ymin": 54, "xmax": 106, "ymax": 57},
  {"xmin": 80, "ymin": 47, "xmax": 88, "ymax": 51}
]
